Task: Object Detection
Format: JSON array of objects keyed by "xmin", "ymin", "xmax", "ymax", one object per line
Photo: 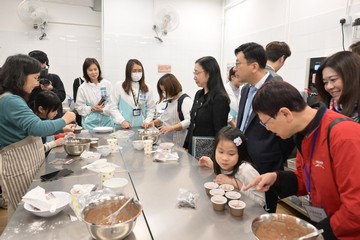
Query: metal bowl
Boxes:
[
  {"xmin": 64, "ymin": 138, "xmax": 91, "ymax": 156},
  {"xmin": 81, "ymin": 196, "xmax": 142, "ymax": 240},
  {"xmin": 138, "ymin": 127, "xmax": 161, "ymax": 144},
  {"xmin": 251, "ymin": 213, "xmax": 323, "ymax": 240}
]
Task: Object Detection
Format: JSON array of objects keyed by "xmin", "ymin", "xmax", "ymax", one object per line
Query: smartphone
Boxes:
[
  {"xmin": 40, "ymin": 169, "xmax": 73, "ymax": 182},
  {"xmin": 98, "ymin": 96, "xmax": 106, "ymax": 105}
]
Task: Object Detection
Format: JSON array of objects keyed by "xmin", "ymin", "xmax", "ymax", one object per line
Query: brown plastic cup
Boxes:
[
  {"xmin": 204, "ymin": 182, "xmax": 219, "ymax": 196},
  {"xmin": 211, "ymin": 195, "xmax": 227, "ymax": 211},
  {"xmin": 228, "ymin": 200, "xmax": 246, "ymax": 217},
  {"xmin": 73, "ymin": 126, "xmax": 82, "ymax": 134},
  {"xmin": 225, "ymin": 191, "xmax": 241, "ymax": 202}
]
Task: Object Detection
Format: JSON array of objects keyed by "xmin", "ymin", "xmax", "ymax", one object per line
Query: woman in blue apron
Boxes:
[
  {"xmin": 109, "ymin": 59, "xmax": 156, "ymax": 129},
  {"xmin": 75, "ymin": 58, "xmax": 114, "ymax": 130}
]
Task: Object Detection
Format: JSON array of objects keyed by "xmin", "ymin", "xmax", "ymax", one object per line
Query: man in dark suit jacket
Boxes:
[{"xmin": 235, "ymin": 42, "xmax": 294, "ymax": 212}]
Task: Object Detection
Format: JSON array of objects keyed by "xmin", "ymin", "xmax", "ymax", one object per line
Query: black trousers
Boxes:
[{"xmin": 265, "ymin": 188, "xmax": 278, "ymax": 213}]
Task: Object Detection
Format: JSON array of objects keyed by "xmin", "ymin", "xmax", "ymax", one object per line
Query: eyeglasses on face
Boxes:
[{"xmin": 259, "ymin": 116, "xmax": 272, "ymax": 128}]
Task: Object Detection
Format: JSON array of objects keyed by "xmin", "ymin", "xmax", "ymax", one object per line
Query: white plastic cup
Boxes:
[
  {"xmin": 98, "ymin": 166, "xmax": 115, "ymax": 183},
  {"xmin": 107, "ymin": 138, "xmax": 118, "ymax": 153},
  {"xmin": 143, "ymin": 140, "xmax": 153, "ymax": 155}
]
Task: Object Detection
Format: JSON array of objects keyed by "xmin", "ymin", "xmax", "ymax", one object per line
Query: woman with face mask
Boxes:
[{"xmin": 110, "ymin": 59, "xmax": 156, "ymax": 129}]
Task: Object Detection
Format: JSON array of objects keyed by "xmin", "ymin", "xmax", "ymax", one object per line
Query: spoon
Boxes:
[
  {"xmin": 105, "ymin": 197, "xmax": 133, "ymax": 224},
  {"xmin": 81, "ymin": 158, "xmax": 107, "ymax": 169},
  {"xmin": 298, "ymin": 229, "xmax": 324, "ymax": 240}
]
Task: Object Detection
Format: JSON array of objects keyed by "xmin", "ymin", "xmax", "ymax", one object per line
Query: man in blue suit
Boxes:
[{"xmin": 235, "ymin": 42, "xmax": 294, "ymax": 212}]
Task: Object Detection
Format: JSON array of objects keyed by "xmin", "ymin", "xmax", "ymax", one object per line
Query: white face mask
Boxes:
[{"xmin": 131, "ymin": 72, "xmax": 142, "ymax": 82}]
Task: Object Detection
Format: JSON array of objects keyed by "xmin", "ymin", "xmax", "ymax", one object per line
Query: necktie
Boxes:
[{"xmin": 240, "ymin": 86, "xmax": 256, "ymax": 132}]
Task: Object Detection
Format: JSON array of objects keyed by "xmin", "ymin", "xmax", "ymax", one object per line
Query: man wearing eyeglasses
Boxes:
[{"xmin": 234, "ymin": 42, "xmax": 294, "ymax": 213}]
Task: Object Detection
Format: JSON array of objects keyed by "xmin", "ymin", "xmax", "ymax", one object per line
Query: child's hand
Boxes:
[
  {"xmin": 55, "ymin": 138, "xmax": 65, "ymax": 147},
  {"xmin": 214, "ymin": 174, "xmax": 233, "ymax": 186},
  {"xmin": 198, "ymin": 156, "xmax": 213, "ymax": 169}
]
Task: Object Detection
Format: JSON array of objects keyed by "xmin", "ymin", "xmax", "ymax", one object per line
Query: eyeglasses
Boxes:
[
  {"xmin": 259, "ymin": 116, "xmax": 272, "ymax": 128},
  {"xmin": 193, "ymin": 71, "xmax": 204, "ymax": 76}
]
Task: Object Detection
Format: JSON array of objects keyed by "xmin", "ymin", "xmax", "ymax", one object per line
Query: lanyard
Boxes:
[
  {"xmin": 131, "ymin": 88, "xmax": 140, "ymax": 107},
  {"xmin": 303, "ymin": 128, "xmax": 319, "ymax": 198}
]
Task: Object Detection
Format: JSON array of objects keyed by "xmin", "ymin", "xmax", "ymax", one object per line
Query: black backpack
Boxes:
[{"xmin": 177, "ymin": 93, "xmax": 190, "ymax": 121}]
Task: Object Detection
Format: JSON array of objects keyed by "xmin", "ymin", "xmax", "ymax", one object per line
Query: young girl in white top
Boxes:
[
  {"xmin": 110, "ymin": 59, "xmax": 156, "ymax": 129},
  {"xmin": 199, "ymin": 126, "xmax": 265, "ymax": 207},
  {"xmin": 150, "ymin": 73, "xmax": 192, "ymax": 146}
]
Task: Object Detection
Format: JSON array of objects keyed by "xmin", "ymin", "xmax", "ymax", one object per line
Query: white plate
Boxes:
[
  {"xmin": 24, "ymin": 191, "xmax": 70, "ymax": 217},
  {"xmin": 93, "ymin": 127, "xmax": 113, "ymax": 133}
]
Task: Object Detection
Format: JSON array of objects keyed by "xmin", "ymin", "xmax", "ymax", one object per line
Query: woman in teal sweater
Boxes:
[{"xmin": 0, "ymin": 54, "xmax": 76, "ymax": 214}]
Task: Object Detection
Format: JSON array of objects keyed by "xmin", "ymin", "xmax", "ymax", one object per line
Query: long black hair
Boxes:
[{"xmin": 195, "ymin": 56, "xmax": 229, "ymax": 106}]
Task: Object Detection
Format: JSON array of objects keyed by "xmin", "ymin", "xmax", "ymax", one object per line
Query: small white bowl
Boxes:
[
  {"xmin": 95, "ymin": 145, "xmax": 112, "ymax": 157},
  {"xmin": 103, "ymin": 177, "xmax": 128, "ymax": 194},
  {"xmin": 132, "ymin": 140, "xmax": 144, "ymax": 150},
  {"xmin": 23, "ymin": 191, "xmax": 70, "ymax": 217},
  {"xmin": 80, "ymin": 151, "xmax": 101, "ymax": 163}
]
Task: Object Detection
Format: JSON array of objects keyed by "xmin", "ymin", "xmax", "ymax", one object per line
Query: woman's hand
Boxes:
[
  {"xmin": 121, "ymin": 120, "xmax": 131, "ymax": 129},
  {"xmin": 158, "ymin": 125, "xmax": 174, "ymax": 134},
  {"xmin": 214, "ymin": 174, "xmax": 233, "ymax": 185},
  {"xmin": 142, "ymin": 122, "xmax": 151, "ymax": 129},
  {"xmin": 91, "ymin": 104, "xmax": 104, "ymax": 113},
  {"xmin": 242, "ymin": 172, "xmax": 277, "ymax": 192},
  {"xmin": 63, "ymin": 124, "xmax": 76, "ymax": 132},
  {"xmin": 62, "ymin": 111, "xmax": 76, "ymax": 124},
  {"xmin": 198, "ymin": 156, "xmax": 214, "ymax": 169}
]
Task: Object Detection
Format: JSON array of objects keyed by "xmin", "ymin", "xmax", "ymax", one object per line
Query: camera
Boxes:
[{"xmin": 39, "ymin": 78, "xmax": 51, "ymax": 86}]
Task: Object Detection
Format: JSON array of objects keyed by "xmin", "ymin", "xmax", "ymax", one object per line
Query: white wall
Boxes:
[
  {"xmin": 2, "ymin": 0, "xmax": 360, "ymax": 99},
  {"xmin": 0, "ymin": 0, "xmax": 101, "ymax": 99},
  {"xmin": 102, "ymin": 0, "xmax": 223, "ymax": 99},
  {"xmin": 222, "ymin": 0, "xmax": 357, "ymax": 90}
]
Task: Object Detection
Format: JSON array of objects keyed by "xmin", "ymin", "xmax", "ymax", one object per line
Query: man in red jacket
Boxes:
[{"xmin": 244, "ymin": 80, "xmax": 360, "ymax": 239}]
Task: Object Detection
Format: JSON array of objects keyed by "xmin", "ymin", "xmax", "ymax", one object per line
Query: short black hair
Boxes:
[
  {"xmin": 253, "ymin": 81, "xmax": 307, "ymax": 117},
  {"xmin": 234, "ymin": 42, "xmax": 267, "ymax": 69},
  {"xmin": 265, "ymin": 41, "xmax": 291, "ymax": 62},
  {"xmin": 29, "ymin": 50, "xmax": 49, "ymax": 66}
]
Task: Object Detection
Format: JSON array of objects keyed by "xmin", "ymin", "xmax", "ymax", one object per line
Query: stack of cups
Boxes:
[
  {"xmin": 107, "ymin": 138, "xmax": 118, "ymax": 153},
  {"xmin": 143, "ymin": 140, "xmax": 153, "ymax": 155}
]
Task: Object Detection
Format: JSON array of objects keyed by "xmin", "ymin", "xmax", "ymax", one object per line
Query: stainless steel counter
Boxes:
[{"xmin": 1, "ymin": 131, "xmax": 265, "ymax": 240}]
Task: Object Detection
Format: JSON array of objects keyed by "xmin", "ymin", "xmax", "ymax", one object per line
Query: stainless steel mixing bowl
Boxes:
[
  {"xmin": 251, "ymin": 213, "xmax": 323, "ymax": 240},
  {"xmin": 81, "ymin": 196, "xmax": 142, "ymax": 240},
  {"xmin": 64, "ymin": 138, "xmax": 91, "ymax": 156}
]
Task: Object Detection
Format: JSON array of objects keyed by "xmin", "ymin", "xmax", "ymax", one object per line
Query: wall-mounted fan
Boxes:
[
  {"xmin": 153, "ymin": 7, "xmax": 179, "ymax": 43},
  {"xmin": 17, "ymin": 0, "xmax": 48, "ymax": 40}
]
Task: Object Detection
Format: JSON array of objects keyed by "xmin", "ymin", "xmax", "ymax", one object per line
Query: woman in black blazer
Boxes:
[{"xmin": 184, "ymin": 56, "xmax": 230, "ymax": 156}]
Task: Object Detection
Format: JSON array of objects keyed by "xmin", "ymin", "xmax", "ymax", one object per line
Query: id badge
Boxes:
[
  {"xmin": 304, "ymin": 205, "xmax": 327, "ymax": 222},
  {"xmin": 133, "ymin": 108, "xmax": 141, "ymax": 116}
]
